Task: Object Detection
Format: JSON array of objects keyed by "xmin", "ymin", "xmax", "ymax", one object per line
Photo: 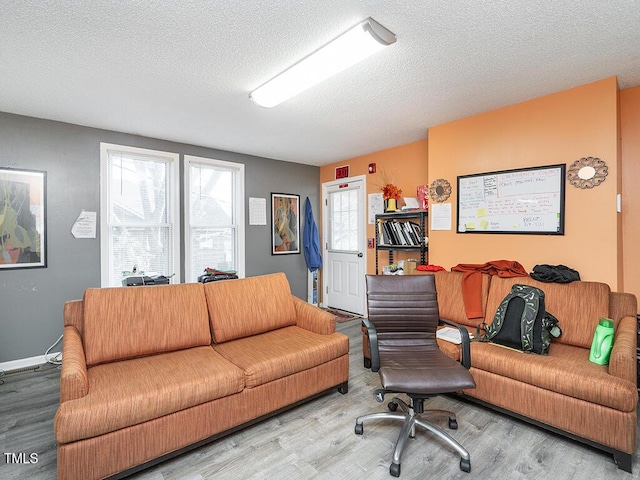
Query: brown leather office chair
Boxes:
[{"xmin": 355, "ymin": 274, "xmax": 476, "ymax": 477}]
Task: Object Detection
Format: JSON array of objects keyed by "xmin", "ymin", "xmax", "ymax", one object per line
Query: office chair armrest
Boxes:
[
  {"xmin": 439, "ymin": 318, "xmax": 472, "ymax": 370},
  {"xmin": 362, "ymin": 319, "xmax": 381, "ymax": 372}
]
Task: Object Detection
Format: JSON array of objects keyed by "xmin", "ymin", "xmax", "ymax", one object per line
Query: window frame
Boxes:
[
  {"xmin": 184, "ymin": 155, "xmax": 245, "ymax": 282},
  {"xmin": 99, "ymin": 143, "xmax": 181, "ymax": 287}
]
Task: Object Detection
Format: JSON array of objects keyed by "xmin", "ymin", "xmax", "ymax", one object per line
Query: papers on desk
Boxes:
[{"xmin": 436, "ymin": 326, "xmax": 473, "ymax": 344}]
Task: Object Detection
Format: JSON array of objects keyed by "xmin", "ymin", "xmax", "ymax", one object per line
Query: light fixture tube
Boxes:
[{"xmin": 250, "ymin": 17, "xmax": 396, "ymax": 108}]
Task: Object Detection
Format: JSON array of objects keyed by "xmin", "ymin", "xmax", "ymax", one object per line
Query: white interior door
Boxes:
[{"xmin": 322, "ymin": 177, "xmax": 366, "ymax": 315}]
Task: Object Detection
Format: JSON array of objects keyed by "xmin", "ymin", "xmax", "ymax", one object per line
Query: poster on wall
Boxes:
[
  {"xmin": 248, "ymin": 197, "xmax": 267, "ymax": 225},
  {"xmin": 271, "ymin": 193, "xmax": 300, "ymax": 254},
  {"xmin": 0, "ymin": 167, "xmax": 47, "ymax": 269},
  {"xmin": 430, "ymin": 203, "xmax": 452, "ymax": 231},
  {"xmin": 71, "ymin": 210, "xmax": 97, "ymax": 238},
  {"xmin": 368, "ymin": 192, "xmax": 383, "ymax": 224},
  {"xmin": 457, "ymin": 164, "xmax": 565, "ymax": 235}
]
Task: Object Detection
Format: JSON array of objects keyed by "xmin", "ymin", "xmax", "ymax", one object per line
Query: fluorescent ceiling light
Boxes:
[{"xmin": 250, "ymin": 17, "xmax": 396, "ymax": 108}]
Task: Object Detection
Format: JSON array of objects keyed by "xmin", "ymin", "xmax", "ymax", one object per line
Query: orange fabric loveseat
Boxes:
[
  {"xmin": 55, "ymin": 273, "xmax": 349, "ymax": 480},
  {"xmin": 363, "ymin": 271, "xmax": 637, "ymax": 472}
]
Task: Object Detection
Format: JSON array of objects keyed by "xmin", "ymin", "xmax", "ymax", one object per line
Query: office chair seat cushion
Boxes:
[{"xmin": 379, "ymin": 349, "xmax": 476, "ymax": 394}]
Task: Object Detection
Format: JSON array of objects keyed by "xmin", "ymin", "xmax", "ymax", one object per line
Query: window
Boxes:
[
  {"xmin": 329, "ymin": 188, "xmax": 359, "ymax": 251},
  {"xmin": 100, "ymin": 146, "xmax": 245, "ymax": 286},
  {"xmin": 185, "ymin": 156, "xmax": 245, "ymax": 282},
  {"xmin": 100, "ymin": 144, "xmax": 180, "ymax": 287}
]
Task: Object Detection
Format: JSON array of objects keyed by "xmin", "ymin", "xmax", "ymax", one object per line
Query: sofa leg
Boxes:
[
  {"xmin": 364, "ymin": 357, "xmax": 371, "ymax": 369},
  {"xmin": 337, "ymin": 382, "xmax": 349, "ymax": 394},
  {"xmin": 613, "ymin": 450, "xmax": 632, "ymax": 473}
]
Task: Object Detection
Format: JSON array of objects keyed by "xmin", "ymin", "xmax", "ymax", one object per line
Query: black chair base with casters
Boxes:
[
  {"xmin": 355, "ymin": 390, "xmax": 471, "ymax": 477},
  {"xmin": 355, "ymin": 274, "xmax": 476, "ymax": 477}
]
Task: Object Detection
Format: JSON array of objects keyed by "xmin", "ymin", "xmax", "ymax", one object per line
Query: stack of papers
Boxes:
[
  {"xmin": 436, "ymin": 326, "xmax": 473, "ymax": 344},
  {"xmin": 401, "ymin": 197, "xmax": 419, "ymax": 210}
]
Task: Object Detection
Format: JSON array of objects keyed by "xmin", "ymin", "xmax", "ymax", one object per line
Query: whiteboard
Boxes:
[{"xmin": 457, "ymin": 164, "xmax": 565, "ymax": 234}]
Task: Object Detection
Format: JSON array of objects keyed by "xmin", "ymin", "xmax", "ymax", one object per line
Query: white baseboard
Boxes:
[{"xmin": 0, "ymin": 352, "xmax": 61, "ymax": 373}]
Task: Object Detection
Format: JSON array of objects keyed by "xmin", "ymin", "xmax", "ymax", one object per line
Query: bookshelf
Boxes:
[{"xmin": 375, "ymin": 210, "xmax": 428, "ymax": 274}]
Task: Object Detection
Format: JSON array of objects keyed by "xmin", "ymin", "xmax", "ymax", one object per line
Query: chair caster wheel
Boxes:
[
  {"xmin": 390, "ymin": 462, "xmax": 401, "ymax": 477},
  {"xmin": 388, "ymin": 402, "xmax": 398, "ymax": 412},
  {"xmin": 354, "ymin": 423, "xmax": 363, "ymax": 435},
  {"xmin": 449, "ymin": 417, "xmax": 458, "ymax": 429},
  {"xmin": 460, "ymin": 458, "xmax": 471, "ymax": 472}
]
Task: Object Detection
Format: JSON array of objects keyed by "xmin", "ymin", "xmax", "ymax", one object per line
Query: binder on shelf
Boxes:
[
  {"xmin": 383, "ymin": 221, "xmax": 397, "ymax": 245},
  {"xmin": 392, "ymin": 221, "xmax": 406, "ymax": 245},
  {"xmin": 399, "ymin": 221, "xmax": 410, "ymax": 245},
  {"xmin": 403, "ymin": 222, "xmax": 418, "ymax": 245},
  {"xmin": 377, "ymin": 220, "xmax": 387, "ymax": 245},
  {"xmin": 410, "ymin": 222, "xmax": 422, "ymax": 244}
]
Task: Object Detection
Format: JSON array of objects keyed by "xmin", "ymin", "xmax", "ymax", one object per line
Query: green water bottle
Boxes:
[{"xmin": 589, "ymin": 318, "xmax": 614, "ymax": 365}]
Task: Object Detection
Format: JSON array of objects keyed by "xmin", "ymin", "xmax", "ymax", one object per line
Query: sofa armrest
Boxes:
[
  {"xmin": 609, "ymin": 315, "xmax": 638, "ymax": 384},
  {"xmin": 439, "ymin": 318, "xmax": 472, "ymax": 369},
  {"xmin": 610, "ymin": 292, "xmax": 637, "ymax": 322},
  {"xmin": 63, "ymin": 299, "xmax": 84, "ymax": 335},
  {"xmin": 292, "ymin": 296, "xmax": 335, "ymax": 335},
  {"xmin": 60, "ymin": 325, "xmax": 89, "ymax": 403}
]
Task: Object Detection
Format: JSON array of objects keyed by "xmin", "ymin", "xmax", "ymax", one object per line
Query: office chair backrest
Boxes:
[{"xmin": 366, "ymin": 274, "xmax": 440, "ymax": 350}]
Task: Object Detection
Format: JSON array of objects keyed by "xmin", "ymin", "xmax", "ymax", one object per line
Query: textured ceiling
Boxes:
[{"xmin": 1, "ymin": 1, "xmax": 639, "ymax": 166}]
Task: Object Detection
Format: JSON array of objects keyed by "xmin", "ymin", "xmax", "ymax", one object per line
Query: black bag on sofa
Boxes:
[
  {"xmin": 530, "ymin": 264, "xmax": 580, "ymax": 283},
  {"xmin": 476, "ymin": 284, "xmax": 561, "ymax": 354}
]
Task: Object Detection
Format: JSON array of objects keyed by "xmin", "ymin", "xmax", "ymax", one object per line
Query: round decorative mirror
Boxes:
[
  {"xmin": 429, "ymin": 179, "xmax": 452, "ymax": 202},
  {"xmin": 567, "ymin": 157, "xmax": 608, "ymax": 189},
  {"xmin": 577, "ymin": 166, "xmax": 596, "ymax": 180}
]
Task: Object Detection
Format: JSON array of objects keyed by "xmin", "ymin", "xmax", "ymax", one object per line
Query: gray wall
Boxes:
[{"xmin": 0, "ymin": 112, "xmax": 321, "ymax": 363}]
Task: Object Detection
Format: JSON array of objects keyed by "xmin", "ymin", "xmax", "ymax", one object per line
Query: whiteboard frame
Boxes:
[{"xmin": 456, "ymin": 164, "xmax": 566, "ymax": 235}]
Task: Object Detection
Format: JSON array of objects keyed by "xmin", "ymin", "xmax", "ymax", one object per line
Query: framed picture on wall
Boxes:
[
  {"xmin": 271, "ymin": 193, "xmax": 300, "ymax": 255},
  {"xmin": 0, "ymin": 167, "xmax": 47, "ymax": 269}
]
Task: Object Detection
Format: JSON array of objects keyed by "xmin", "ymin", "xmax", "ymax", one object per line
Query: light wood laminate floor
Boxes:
[{"xmin": 1, "ymin": 320, "xmax": 638, "ymax": 479}]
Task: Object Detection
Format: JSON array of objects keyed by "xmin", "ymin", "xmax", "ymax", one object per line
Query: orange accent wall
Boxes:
[
  {"xmin": 621, "ymin": 85, "xmax": 640, "ymax": 306},
  {"xmin": 320, "ymin": 77, "xmax": 639, "ymax": 300},
  {"xmin": 428, "ymin": 77, "xmax": 620, "ymax": 287},
  {"xmin": 319, "ymin": 139, "xmax": 428, "ymax": 275}
]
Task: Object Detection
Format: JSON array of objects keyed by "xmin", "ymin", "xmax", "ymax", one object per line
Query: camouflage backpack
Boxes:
[{"xmin": 477, "ymin": 284, "xmax": 561, "ymax": 354}]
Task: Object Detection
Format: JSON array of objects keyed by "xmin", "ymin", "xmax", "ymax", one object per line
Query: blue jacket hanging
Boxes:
[{"xmin": 303, "ymin": 197, "xmax": 322, "ymax": 272}]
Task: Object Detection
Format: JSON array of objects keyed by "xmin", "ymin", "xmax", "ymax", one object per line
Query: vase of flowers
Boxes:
[
  {"xmin": 376, "ymin": 169, "xmax": 402, "ymax": 212},
  {"xmin": 382, "ymin": 183, "xmax": 402, "ymax": 212}
]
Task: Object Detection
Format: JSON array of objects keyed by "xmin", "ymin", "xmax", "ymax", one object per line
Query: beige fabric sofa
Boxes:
[
  {"xmin": 55, "ymin": 273, "xmax": 349, "ymax": 480},
  {"xmin": 363, "ymin": 271, "xmax": 638, "ymax": 472}
]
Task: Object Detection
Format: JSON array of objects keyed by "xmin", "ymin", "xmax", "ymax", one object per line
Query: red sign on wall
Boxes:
[{"xmin": 335, "ymin": 165, "xmax": 349, "ymax": 179}]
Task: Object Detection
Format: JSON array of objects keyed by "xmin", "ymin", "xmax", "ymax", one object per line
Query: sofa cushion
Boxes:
[
  {"xmin": 436, "ymin": 333, "xmax": 464, "ymax": 362},
  {"xmin": 212, "ymin": 326, "xmax": 349, "ymax": 388},
  {"xmin": 83, "ymin": 283, "xmax": 211, "ymax": 366},
  {"xmin": 469, "ymin": 341, "xmax": 638, "ymax": 412},
  {"xmin": 484, "ymin": 277, "xmax": 610, "ymax": 349},
  {"xmin": 54, "ymin": 346, "xmax": 244, "ymax": 444},
  {"xmin": 204, "ymin": 273, "xmax": 297, "ymax": 343}
]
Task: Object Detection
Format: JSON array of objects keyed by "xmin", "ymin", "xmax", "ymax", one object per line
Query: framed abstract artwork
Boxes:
[
  {"xmin": 0, "ymin": 167, "xmax": 47, "ymax": 269},
  {"xmin": 271, "ymin": 193, "xmax": 300, "ymax": 255}
]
